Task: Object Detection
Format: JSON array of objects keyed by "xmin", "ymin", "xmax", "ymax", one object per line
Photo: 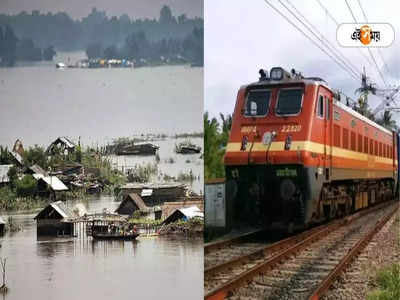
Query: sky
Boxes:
[
  {"xmin": 205, "ymin": 0, "xmax": 400, "ymax": 122},
  {"xmin": 0, "ymin": 0, "xmax": 203, "ymax": 19}
]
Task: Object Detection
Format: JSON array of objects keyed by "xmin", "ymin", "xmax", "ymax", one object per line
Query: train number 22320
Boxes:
[{"xmin": 281, "ymin": 125, "xmax": 302, "ymax": 133}]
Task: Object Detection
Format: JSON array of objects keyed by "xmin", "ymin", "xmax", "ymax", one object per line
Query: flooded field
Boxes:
[
  {"xmin": 109, "ymin": 137, "xmax": 203, "ymax": 194},
  {"xmin": 0, "ymin": 52, "xmax": 204, "ymax": 194},
  {"xmin": 0, "ymin": 52, "xmax": 203, "ymax": 147},
  {"xmin": 0, "ymin": 196, "xmax": 203, "ymax": 300}
]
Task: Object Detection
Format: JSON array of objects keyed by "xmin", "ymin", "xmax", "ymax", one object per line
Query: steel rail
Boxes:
[
  {"xmin": 205, "ymin": 223, "xmax": 325, "ymax": 276},
  {"xmin": 204, "ymin": 201, "xmax": 394, "ymax": 300},
  {"xmin": 308, "ymin": 203, "xmax": 399, "ymax": 300},
  {"xmin": 204, "ymin": 228, "xmax": 265, "ymax": 254}
]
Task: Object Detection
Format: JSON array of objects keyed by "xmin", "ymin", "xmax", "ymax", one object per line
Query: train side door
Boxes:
[{"xmin": 317, "ymin": 87, "xmax": 332, "ymax": 180}]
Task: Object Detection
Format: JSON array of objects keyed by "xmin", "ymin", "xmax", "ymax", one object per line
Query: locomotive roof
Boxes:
[
  {"xmin": 335, "ymin": 99, "xmax": 392, "ymax": 135},
  {"xmin": 245, "ymin": 77, "xmax": 327, "ymax": 88},
  {"xmin": 243, "ymin": 79, "xmax": 393, "ymax": 136}
]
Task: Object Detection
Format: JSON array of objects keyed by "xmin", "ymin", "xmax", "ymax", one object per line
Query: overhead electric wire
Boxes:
[
  {"xmin": 315, "ymin": 0, "xmax": 374, "ymax": 68},
  {"xmin": 262, "ymin": 0, "xmax": 359, "ymax": 83},
  {"xmin": 344, "ymin": 0, "xmax": 388, "ymax": 87},
  {"xmin": 356, "ymin": 0, "xmax": 368, "ymax": 22},
  {"xmin": 356, "ymin": 0, "xmax": 391, "ymax": 76},
  {"xmin": 284, "ymin": 0, "xmax": 362, "ymax": 80}
]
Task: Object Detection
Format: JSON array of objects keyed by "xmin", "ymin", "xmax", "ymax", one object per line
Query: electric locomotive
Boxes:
[{"xmin": 224, "ymin": 67, "xmax": 398, "ymax": 231}]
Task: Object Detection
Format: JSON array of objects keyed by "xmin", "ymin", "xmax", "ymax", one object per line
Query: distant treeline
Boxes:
[
  {"xmin": 86, "ymin": 26, "xmax": 203, "ymax": 66},
  {"xmin": 0, "ymin": 25, "xmax": 56, "ymax": 66},
  {"xmin": 0, "ymin": 6, "xmax": 203, "ymax": 65}
]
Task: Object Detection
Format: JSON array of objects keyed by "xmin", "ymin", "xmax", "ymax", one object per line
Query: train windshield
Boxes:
[
  {"xmin": 244, "ymin": 89, "xmax": 271, "ymax": 116},
  {"xmin": 276, "ymin": 88, "xmax": 303, "ymax": 116}
]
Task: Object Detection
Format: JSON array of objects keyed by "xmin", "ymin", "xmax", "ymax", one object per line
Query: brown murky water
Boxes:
[{"xmin": 0, "ymin": 197, "xmax": 203, "ymax": 300}]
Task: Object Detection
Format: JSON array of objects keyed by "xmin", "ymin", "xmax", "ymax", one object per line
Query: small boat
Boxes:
[
  {"xmin": 56, "ymin": 62, "xmax": 67, "ymax": 69},
  {"xmin": 175, "ymin": 141, "xmax": 201, "ymax": 154},
  {"xmin": 92, "ymin": 232, "xmax": 139, "ymax": 240},
  {"xmin": 116, "ymin": 142, "xmax": 159, "ymax": 156}
]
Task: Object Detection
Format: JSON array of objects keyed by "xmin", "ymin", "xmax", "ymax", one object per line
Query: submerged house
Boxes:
[
  {"xmin": 115, "ymin": 193, "xmax": 162, "ymax": 220},
  {"xmin": 115, "ymin": 193, "xmax": 148, "ymax": 215},
  {"xmin": 34, "ymin": 201, "xmax": 75, "ymax": 236},
  {"xmin": 46, "ymin": 137, "xmax": 76, "ymax": 156},
  {"xmin": 33, "ymin": 174, "xmax": 68, "ymax": 198},
  {"xmin": 162, "ymin": 206, "xmax": 203, "ymax": 225},
  {"xmin": 116, "ymin": 182, "xmax": 188, "ymax": 206}
]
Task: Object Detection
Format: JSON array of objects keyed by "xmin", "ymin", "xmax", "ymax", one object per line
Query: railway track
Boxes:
[
  {"xmin": 204, "ymin": 201, "xmax": 398, "ymax": 300},
  {"xmin": 205, "ymin": 229, "xmax": 268, "ymax": 269}
]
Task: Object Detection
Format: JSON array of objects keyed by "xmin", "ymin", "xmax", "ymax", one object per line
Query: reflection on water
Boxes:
[{"xmin": 0, "ymin": 197, "xmax": 203, "ymax": 300}]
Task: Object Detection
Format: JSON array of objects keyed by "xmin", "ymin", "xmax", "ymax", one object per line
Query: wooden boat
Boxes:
[
  {"xmin": 175, "ymin": 142, "xmax": 201, "ymax": 154},
  {"xmin": 92, "ymin": 232, "xmax": 139, "ymax": 240},
  {"xmin": 116, "ymin": 143, "xmax": 159, "ymax": 156}
]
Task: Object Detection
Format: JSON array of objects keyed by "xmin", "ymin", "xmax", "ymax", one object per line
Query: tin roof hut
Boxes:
[
  {"xmin": 46, "ymin": 137, "xmax": 76, "ymax": 156},
  {"xmin": 34, "ymin": 201, "xmax": 75, "ymax": 236},
  {"xmin": 162, "ymin": 206, "xmax": 203, "ymax": 225},
  {"xmin": 115, "ymin": 193, "xmax": 148, "ymax": 216}
]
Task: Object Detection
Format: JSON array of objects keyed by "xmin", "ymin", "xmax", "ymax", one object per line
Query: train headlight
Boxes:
[
  {"xmin": 270, "ymin": 67, "xmax": 284, "ymax": 80},
  {"xmin": 262, "ymin": 131, "xmax": 276, "ymax": 146},
  {"xmin": 262, "ymin": 132, "xmax": 272, "ymax": 145}
]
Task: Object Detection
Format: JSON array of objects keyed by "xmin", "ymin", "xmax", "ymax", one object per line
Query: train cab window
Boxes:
[
  {"xmin": 379, "ymin": 142, "xmax": 382, "ymax": 157},
  {"xmin": 276, "ymin": 88, "xmax": 303, "ymax": 116},
  {"xmin": 317, "ymin": 95, "xmax": 324, "ymax": 118},
  {"xmin": 325, "ymin": 96, "xmax": 330, "ymax": 120},
  {"xmin": 364, "ymin": 137, "xmax": 368, "ymax": 154},
  {"xmin": 375, "ymin": 141, "xmax": 378, "ymax": 156},
  {"xmin": 244, "ymin": 89, "xmax": 271, "ymax": 116},
  {"xmin": 383, "ymin": 144, "xmax": 387, "ymax": 157},
  {"xmin": 390, "ymin": 146, "xmax": 393, "ymax": 158}
]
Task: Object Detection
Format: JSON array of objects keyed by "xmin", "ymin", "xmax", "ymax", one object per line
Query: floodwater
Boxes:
[
  {"xmin": 0, "ymin": 196, "xmax": 203, "ymax": 300},
  {"xmin": 0, "ymin": 51, "xmax": 204, "ymax": 193},
  {"xmin": 0, "ymin": 51, "xmax": 203, "ymax": 147},
  {"xmin": 109, "ymin": 137, "xmax": 203, "ymax": 194}
]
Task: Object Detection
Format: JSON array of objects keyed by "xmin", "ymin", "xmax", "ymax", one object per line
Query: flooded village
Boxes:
[
  {"xmin": 0, "ymin": 2, "xmax": 204, "ymax": 298},
  {"xmin": 0, "ymin": 131, "xmax": 204, "ymax": 299}
]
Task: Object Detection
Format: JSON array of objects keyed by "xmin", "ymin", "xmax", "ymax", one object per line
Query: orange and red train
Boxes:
[{"xmin": 224, "ymin": 67, "xmax": 399, "ymax": 231}]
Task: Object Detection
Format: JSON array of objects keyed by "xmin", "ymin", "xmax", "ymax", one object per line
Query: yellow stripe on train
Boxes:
[{"xmin": 226, "ymin": 141, "xmax": 397, "ymax": 165}]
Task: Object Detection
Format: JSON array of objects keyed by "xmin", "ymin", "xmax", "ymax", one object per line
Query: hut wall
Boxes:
[
  {"xmin": 118, "ymin": 186, "xmax": 186, "ymax": 205},
  {"xmin": 117, "ymin": 200, "xmax": 138, "ymax": 215},
  {"xmin": 37, "ymin": 219, "xmax": 74, "ymax": 236}
]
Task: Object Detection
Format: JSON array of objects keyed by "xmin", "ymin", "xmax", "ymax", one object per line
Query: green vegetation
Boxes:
[
  {"xmin": 128, "ymin": 217, "xmax": 163, "ymax": 226},
  {"xmin": 174, "ymin": 132, "xmax": 203, "ymax": 139},
  {"xmin": 127, "ymin": 162, "xmax": 158, "ymax": 183},
  {"xmin": 14, "ymin": 175, "xmax": 37, "ymax": 197},
  {"xmin": 0, "ymin": 186, "xmax": 48, "ymax": 211},
  {"xmin": 0, "ymin": 6, "xmax": 203, "ymax": 66},
  {"xmin": 204, "ymin": 112, "xmax": 232, "ymax": 180},
  {"xmin": 0, "ymin": 146, "xmax": 14, "ymax": 164},
  {"xmin": 367, "ymin": 264, "xmax": 400, "ymax": 300}
]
